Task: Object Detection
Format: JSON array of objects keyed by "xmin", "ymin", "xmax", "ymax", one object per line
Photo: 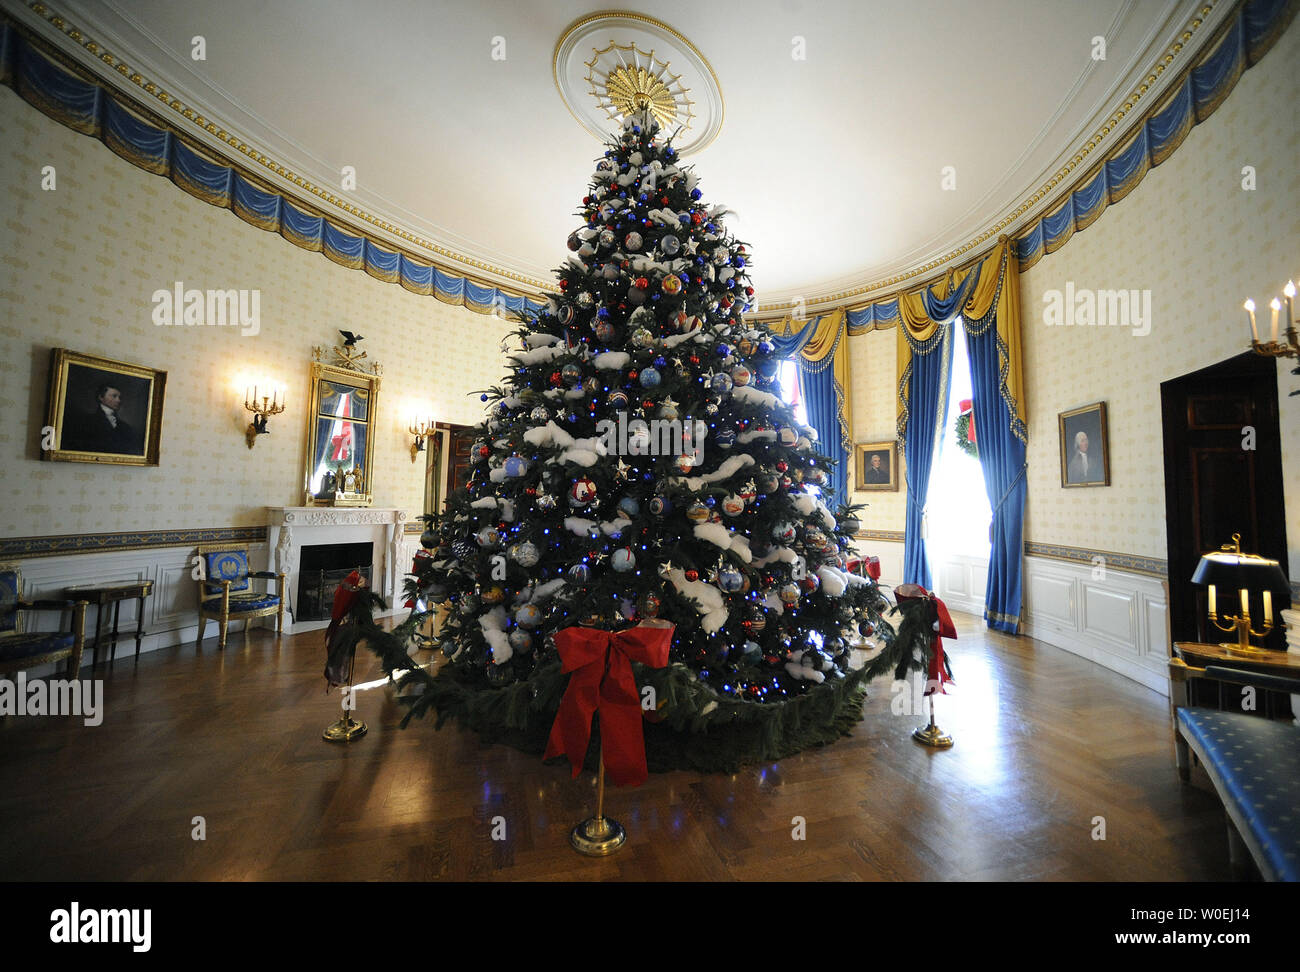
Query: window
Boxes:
[
  {"xmin": 925, "ymin": 322, "xmax": 992, "ymax": 564},
  {"xmin": 776, "ymin": 359, "xmax": 810, "ymax": 428}
]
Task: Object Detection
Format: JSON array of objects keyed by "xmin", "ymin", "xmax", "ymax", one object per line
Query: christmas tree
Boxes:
[{"xmin": 373, "ymin": 111, "xmax": 934, "ymax": 772}]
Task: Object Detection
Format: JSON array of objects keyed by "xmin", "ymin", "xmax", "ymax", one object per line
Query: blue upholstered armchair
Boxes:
[
  {"xmin": 195, "ymin": 545, "xmax": 285, "ymax": 650},
  {"xmin": 0, "ymin": 564, "xmax": 87, "ymax": 676}
]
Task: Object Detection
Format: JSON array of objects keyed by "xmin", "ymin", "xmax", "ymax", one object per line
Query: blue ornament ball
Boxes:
[
  {"xmin": 617, "ymin": 496, "xmax": 640, "ymax": 517},
  {"xmin": 639, "ymin": 367, "xmax": 661, "ymax": 388}
]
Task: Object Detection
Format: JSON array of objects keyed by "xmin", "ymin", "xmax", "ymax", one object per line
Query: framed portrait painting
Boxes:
[
  {"xmin": 855, "ymin": 440, "xmax": 899, "ymax": 491},
  {"xmin": 43, "ymin": 349, "xmax": 166, "ymax": 466},
  {"xmin": 1058, "ymin": 402, "xmax": 1109, "ymax": 487}
]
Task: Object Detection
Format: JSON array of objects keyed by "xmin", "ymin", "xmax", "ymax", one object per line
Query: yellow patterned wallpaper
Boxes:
[
  {"xmin": 0, "ymin": 87, "xmax": 514, "ymax": 538},
  {"xmin": 847, "ymin": 327, "xmax": 906, "ymax": 532},
  {"xmin": 1020, "ymin": 19, "xmax": 1300, "ymax": 576}
]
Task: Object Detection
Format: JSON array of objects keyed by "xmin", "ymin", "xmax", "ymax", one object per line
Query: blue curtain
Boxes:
[
  {"xmin": 965, "ymin": 313, "xmax": 1027, "ymax": 633},
  {"xmin": 902, "ymin": 325, "xmax": 952, "ymax": 589},
  {"xmin": 797, "ymin": 355, "xmax": 849, "ymax": 511}
]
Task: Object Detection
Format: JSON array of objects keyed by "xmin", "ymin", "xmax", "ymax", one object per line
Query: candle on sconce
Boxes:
[
  {"xmin": 1263, "ymin": 589, "xmax": 1273, "ymax": 626},
  {"xmin": 1239, "ymin": 587, "xmax": 1249, "ymax": 619},
  {"xmin": 1285, "ymin": 281, "xmax": 1296, "ymax": 333},
  {"xmin": 1269, "ymin": 298, "xmax": 1281, "ymax": 344},
  {"xmin": 1207, "ymin": 585, "xmax": 1216, "ymax": 618},
  {"xmin": 1244, "ymin": 299, "xmax": 1258, "ymax": 343}
]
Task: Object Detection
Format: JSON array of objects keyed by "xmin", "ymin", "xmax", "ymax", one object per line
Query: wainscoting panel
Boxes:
[
  {"xmin": 852, "ymin": 538, "xmax": 903, "ymax": 588},
  {"xmin": 1023, "ymin": 555, "xmax": 1169, "ymax": 695},
  {"xmin": 933, "ymin": 553, "xmax": 988, "ymax": 617}
]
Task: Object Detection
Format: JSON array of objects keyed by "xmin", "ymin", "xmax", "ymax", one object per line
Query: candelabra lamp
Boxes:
[
  {"xmin": 1244, "ymin": 281, "xmax": 1298, "ymax": 359},
  {"xmin": 244, "ymin": 387, "xmax": 286, "ymax": 448},
  {"xmin": 1191, "ymin": 534, "xmax": 1291, "ymax": 655}
]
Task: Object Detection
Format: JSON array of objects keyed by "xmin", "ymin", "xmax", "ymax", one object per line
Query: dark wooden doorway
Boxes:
[
  {"xmin": 424, "ymin": 422, "xmax": 474, "ymax": 517},
  {"xmin": 1160, "ymin": 352, "xmax": 1290, "ymax": 652}
]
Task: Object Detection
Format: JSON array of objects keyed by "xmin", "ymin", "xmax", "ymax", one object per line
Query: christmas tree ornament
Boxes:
[
  {"xmin": 419, "ymin": 528, "xmax": 438, "ymax": 549},
  {"xmin": 639, "ymin": 591, "xmax": 662, "ymax": 617},
  {"xmin": 557, "ymin": 304, "xmax": 575, "ymax": 326},
  {"xmin": 536, "ymin": 493, "xmax": 557, "ymax": 510},
  {"xmin": 737, "ymin": 338, "xmax": 756, "ymax": 356},
  {"xmin": 631, "ymin": 327, "xmax": 655, "ymax": 349},
  {"xmin": 772, "ymin": 521, "xmax": 797, "ymax": 542},
  {"xmin": 661, "ymin": 275, "xmax": 682, "ymax": 296},
  {"xmin": 684, "ymin": 569, "xmax": 699, "ymax": 582},
  {"xmin": 609, "ymin": 389, "xmax": 629, "ymax": 409},
  {"xmin": 778, "ymin": 426, "xmax": 799, "ymax": 446},
  {"xmin": 595, "ymin": 321, "xmax": 616, "ymax": 343},
  {"xmin": 577, "ymin": 290, "xmax": 594, "ymax": 309},
  {"xmin": 743, "ymin": 609, "xmax": 767, "ymax": 633},
  {"xmin": 657, "ymin": 397, "xmax": 679, "ymax": 421},
  {"xmin": 730, "ymin": 364, "xmax": 752, "ymax": 386},
  {"xmin": 509, "ymin": 541, "xmax": 539, "ymax": 567},
  {"xmin": 451, "ymin": 539, "xmax": 475, "ymax": 560},
  {"xmin": 780, "ymin": 583, "xmax": 801, "ymax": 606},
  {"xmin": 617, "ymin": 496, "xmax": 640, "ymax": 517},
  {"xmin": 611, "ymin": 547, "xmax": 637, "ymax": 572},
  {"xmin": 503, "ymin": 455, "xmax": 528, "ymax": 478},
  {"xmin": 481, "ymin": 585, "xmax": 505, "ymax": 605},
  {"xmin": 602, "ymin": 263, "xmax": 619, "ymax": 280},
  {"xmin": 648, "ymin": 495, "xmax": 671, "ymax": 516},
  {"xmin": 710, "ymin": 372, "xmax": 733, "ymax": 395},
  {"xmin": 476, "ymin": 526, "xmax": 501, "ymax": 548},
  {"xmin": 686, "ymin": 501, "xmax": 709, "ymax": 523},
  {"xmin": 840, "ymin": 514, "xmax": 862, "ymax": 534},
  {"xmin": 569, "ymin": 477, "xmax": 597, "ymax": 507},
  {"xmin": 721, "ymin": 494, "xmax": 745, "ymax": 516},
  {"xmin": 599, "ymin": 228, "xmax": 616, "ymax": 248},
  {"xmin": 639, "ymin": 367, "xmax": 662, "ymax": 388},
  {"xmin": 674, "ymin": 453, "xmax": 695, "ymax": 473},
  {"xmin": 715, "ymin": 428, "xmax": 736, "ymax": 449},
  {"xmin": 624, "ymin": 231, "xmax": 643, "ymax": 251},
  {"xmin": 515, "ymin": 603, "xmax": 543, "ymax": 628},
  {"xmin": 530, "ymin": 405, "xmax": 550, "ymax": 423},
  {"xmin": 567, "ymin": 231, "xmax": 582, "ymax": 251},
  {"xmin": 561, "ymin": 362, "xmax": 582, "ymax": 384},
  {"xmin": 568, "ymin": 562, "xmax": 590, "ymax": 583},
  {"xmin": 718, "ymin": 566, "xmax": 744, "ymax": 592},
  {"xmin": 509, "ymin": 628, "xmax": 533, "ymax": 652},
  {"xmin": 628, "ymin": 286, "xmax": 646, "ymax": 305},
  {"xmin": 583, "ymin": 376, "xmax": 601, "ymax": 394}
]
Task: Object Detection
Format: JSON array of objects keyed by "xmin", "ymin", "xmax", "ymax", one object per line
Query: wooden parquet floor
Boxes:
[{"xmin": 0, "ymin": 612, "xmax": 1234, "ymax": 881}]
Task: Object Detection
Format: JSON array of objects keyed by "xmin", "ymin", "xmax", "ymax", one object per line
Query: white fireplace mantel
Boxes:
[{"xmin": 266, "ymin": 507, "xmax": 409, "ymax": 631}]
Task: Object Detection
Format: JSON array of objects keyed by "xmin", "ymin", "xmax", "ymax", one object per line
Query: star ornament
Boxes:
[{"xmin": 657, "ymin": 560, "xmax": 677, "ymax": 579}]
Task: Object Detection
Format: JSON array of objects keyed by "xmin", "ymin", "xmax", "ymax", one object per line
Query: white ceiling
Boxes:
[{"xmin": 18, "ymin": 0, "xmax": 1209, "ymax": 303}]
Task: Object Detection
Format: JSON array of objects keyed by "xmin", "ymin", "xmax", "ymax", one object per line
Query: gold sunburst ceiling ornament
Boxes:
[{"xmin": 585, "ymin": 43, "xmax": 695, "ymax": 133}]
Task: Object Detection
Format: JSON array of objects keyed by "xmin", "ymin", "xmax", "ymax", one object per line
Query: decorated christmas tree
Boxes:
[{"xmin": 369, "ymin": 111, "xmax": 934, "ymax": 772}]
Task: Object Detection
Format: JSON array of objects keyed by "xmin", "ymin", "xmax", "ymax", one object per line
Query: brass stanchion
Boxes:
[
  {"xmin": 912, "ymin": 691, "xmax": 953, "ymax": 748},
  {"xmin": 323, "ymin": 644, "xmax": 367, "ymax": 742},
  {"xmin": 569, "ymin": 732, "xmax": 626, "ymax": 856}
]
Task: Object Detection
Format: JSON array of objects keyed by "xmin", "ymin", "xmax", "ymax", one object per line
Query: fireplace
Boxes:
[
  {"xmin": 296, "ymin": 542, "xmax": 373, "ymax": 622},
  {"xmin": 266, "ymin": 507, "xmax": 409, "ymax": 633}
]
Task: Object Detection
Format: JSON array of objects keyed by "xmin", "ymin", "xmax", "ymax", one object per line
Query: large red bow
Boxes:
[{"xmin": 544, "ymin": 622, "xmax": 674, "ymax": 788}]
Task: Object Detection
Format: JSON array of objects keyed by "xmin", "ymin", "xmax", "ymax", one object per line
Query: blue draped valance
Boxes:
[
  {"xmin": 1014, "ymin": 0, "xmax": 1292, "ymax": 269},
  {"xmin": 0, "ymin": 17, "xmax": 545, "ymax": 319}
]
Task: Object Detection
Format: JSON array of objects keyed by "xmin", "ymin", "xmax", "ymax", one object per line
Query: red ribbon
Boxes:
[
  {"xmin": 895, "ymin": 584, "xmax": 956, "ymax": 696},
  {"xmin": 544, "ymin": 623, "xmax": 674, "ymax": 788},
  {"xmin": 959, "ymin": 398, "xmax": 977, "ymax": 444}
]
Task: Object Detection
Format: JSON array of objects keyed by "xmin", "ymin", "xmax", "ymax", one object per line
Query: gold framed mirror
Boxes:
[{"xmin": 303, "ymin": 343, "xmax": 382, "ymax": 507}]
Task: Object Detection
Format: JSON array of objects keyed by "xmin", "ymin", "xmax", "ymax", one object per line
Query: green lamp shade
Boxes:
[{"xmin": 1190, "ymin": 550, "xmax": 1290, "ymax": 594}]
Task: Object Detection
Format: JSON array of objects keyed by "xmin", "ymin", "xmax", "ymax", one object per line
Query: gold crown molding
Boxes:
[
  {"xmin": 22, "ymin": 1, "xmax": 551, "ymax": 299},
  {"xmin": 752, "ymin": 1, "xmax": 1221, "ymax": 319},
  {"xmin": 553, "ymin": 9, "xmax": 724, "ymax": 154}
]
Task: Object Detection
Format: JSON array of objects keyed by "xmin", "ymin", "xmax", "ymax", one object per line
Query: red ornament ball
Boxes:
[
  {"xmin": 685, "ymin": 569, "xmax": 699, "ymax": 582},
  {"xmin": 478, "ymin": 445, "xmax": 490, "ymax": 457},
  {"xmin": 776, "ymin": 461, "xmax": 788, "ymax": 472},
  {"xmin": 559, "ymin": 280, "xmax": 568, "ymax": 290}
]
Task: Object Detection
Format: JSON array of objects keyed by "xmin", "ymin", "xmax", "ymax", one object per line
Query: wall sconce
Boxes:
[
  {"xmin": 1244, "ymin": 280, "xmax": 1298, "ymax": 358},
  {"xmin": 245, "ymin": 386, "xmax": 286, "ymax": 448},
  {"xmin": 1191, "ymin": 533, "xmax": 1291, "ymax": 654},
  {"xmin": 409, "ymin": 418, "xmax": 434, "ymax": 462}
]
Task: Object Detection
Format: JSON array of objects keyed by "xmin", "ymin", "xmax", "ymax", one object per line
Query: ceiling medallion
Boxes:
[
  {"xmin": 590, "ymin": 47, "xmax": 693, "ymax": 131},
  {"xmin": 554, "ymin": 12, "xmax": 723, "ymax": 155}
]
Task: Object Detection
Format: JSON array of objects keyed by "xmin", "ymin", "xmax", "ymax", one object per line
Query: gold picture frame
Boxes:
[
  {"xmin": 43, "ymin": 348, "xmax": 166, "ymax": 466},
  {"xmin": 1059, "ymin": 401, "xmax": 1110, "ymax": 487},
  {"xmin": 854, "ymin": 440, "xmax": 899, "ymax": 492},
  {"xmin": 303, "ymin": 360, "xmax": 381, "ymax": 506}
]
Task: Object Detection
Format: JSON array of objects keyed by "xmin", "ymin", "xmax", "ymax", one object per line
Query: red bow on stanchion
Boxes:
[
  {"xmin": 404, "ymin": 549, "xmax": 431, "ymax": 609},
  {"xmin": 894, "ymin": 583, "xmax": 956, "ymax": 695},
  {"xmin": 324, "ymin": 569, "xmax": 366, "ymax": 689},
  {"xmin": 544, "ymin": 622, "xmax": 674, "ymax": 788},
  {"xmin": 846, "ymin": 555, "xmax": 881, "ymax": 580}
]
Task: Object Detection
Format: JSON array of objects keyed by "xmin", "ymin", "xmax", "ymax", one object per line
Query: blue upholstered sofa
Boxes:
[{"xmin": 1169, "ymin": 659, "xmax": 1300, "ymax": 881}]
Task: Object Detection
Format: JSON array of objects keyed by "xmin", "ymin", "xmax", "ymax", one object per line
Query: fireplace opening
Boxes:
[{"xmin": 297, "ymin": 542, "xmax": 373, "ymax": 622}]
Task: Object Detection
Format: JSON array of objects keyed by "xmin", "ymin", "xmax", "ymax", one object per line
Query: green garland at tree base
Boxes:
[{"xmin": 403, "ymin": 663, "xmax": 872, "ymax": 775}]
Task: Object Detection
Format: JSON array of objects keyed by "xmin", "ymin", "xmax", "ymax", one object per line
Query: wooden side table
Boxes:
[
  {"xmin": 1174, "ymin": 641, "xmax": 1300, "ymax": 718},
  {"xmin": 63, "ymin": 580, "xmax": 154, "ymax": 666}
]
